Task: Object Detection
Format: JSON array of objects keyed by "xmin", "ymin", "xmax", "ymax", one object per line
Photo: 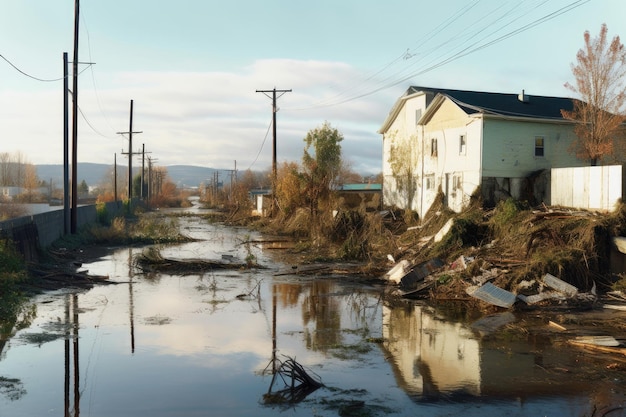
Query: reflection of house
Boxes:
[
  {"xmin": 382, "ymin": 305, "xmax": 481, "ymax": 398},
  {"xmin": 381, "ymin": 304, "xmax": 590, "ymax": 401},
  {"xmin": 379, "ymin": 87, "xmax": 588, "ymax": 218}
]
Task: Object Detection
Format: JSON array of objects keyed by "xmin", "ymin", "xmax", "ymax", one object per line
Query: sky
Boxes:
[{"xmin": 0, "ymin": 0, "xmax": 625, "ymax": 177}]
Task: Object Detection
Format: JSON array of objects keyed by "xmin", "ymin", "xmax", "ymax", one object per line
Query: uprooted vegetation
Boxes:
[
  {"xmin": 385, "ymin": 195, "xmax": 626, "ymax": 297},
  {"xmin": 249, "ymin": 191, "xmax": 626, "ymax": 298}
]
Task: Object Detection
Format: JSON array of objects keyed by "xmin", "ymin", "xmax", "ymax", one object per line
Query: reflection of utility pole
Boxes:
[
  {"xmin": 73, "ymin": 293, "xmax": 80, "ymax": 417},
  {"xmin": 256, "ymin": 88, "xmax": 291, "ymax": 213},
  {"xmin": 64, "ymin": 294, "xmax": 70, "ymax": 417},
  {"xmin": 117, "ymin": 100, "xmax": 142, "ymax": 200},
  {"xmin": 128, "ymin": 248, "xmax": 135, "ymax": 353},
  {"xmin": 272, "ymin": 283, "xmax": 277, "ymax": 373},
  {"xmin": 64, "ymin": 293, "xmax": 80, "ymax": 416}
]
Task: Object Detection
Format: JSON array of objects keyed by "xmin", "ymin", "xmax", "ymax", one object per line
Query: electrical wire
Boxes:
[
  {"xmin": 82, "ymin": 9, "xmax": 119, "ymax": 138},
  {"xmin": 284, "ymin": 0, "xmax": 590, "ymax": 111},
  {"xmin": 246, "ymin": 118, "xmax": 273, "ymax": 171},
  {"xmin": 0, "ymin": 53, "xmax": 66, "ymax": 82}
]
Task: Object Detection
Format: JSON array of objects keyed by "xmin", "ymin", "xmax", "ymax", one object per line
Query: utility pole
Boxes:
[
  {"xmin": 114, "ymin": 153, "xmax": 118, "ymax": 204},
  {"xmin": 256, "ymin": 88, "xmax": 291, "ymax": 211},
  {"xmin": 63, "ymin": 52, "xmax": 70, "ymax": 235},
  {"xmin": 117, "ymin": 99, "xmax": 142, "ymax": 200},
  {"xmin": 70, "ymin": 0, "xmax": 79, "ymax": 234},
  {"xmin": 140, "ymin": 144, "xmax": 151, "ymax": 200}
]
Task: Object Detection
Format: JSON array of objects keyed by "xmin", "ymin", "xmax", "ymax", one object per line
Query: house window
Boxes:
[
  {"xmin": 534, "ymin": 136, "xmax": 545, "ymax": 157},
  {"xmin": 459, "ymin": 135, "xmax": 466, "ymax": 155},
  {"xmin": 425, "ymin": 174, "xmax": 435, "ymax": 190},
  {"xmin": 415, "ymin": 109, "xmax": 422, "ymax": 125},
  {"xmin": 453, "ymin": 174, "xmax": 463, "ymax": 190},
  {"xmin": 431, "ymin": 138, "xmax": 438, "ymax": 157}
]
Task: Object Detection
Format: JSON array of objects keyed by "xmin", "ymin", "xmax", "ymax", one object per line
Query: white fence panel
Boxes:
[{"xmin": 550, "ymin": 165, "xmax": 623, "ymax": 211}]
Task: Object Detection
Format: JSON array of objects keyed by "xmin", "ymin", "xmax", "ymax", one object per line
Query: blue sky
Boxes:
[{"xmin": 0, "ymin": 0, "xmax": 624, "ymax": 177}]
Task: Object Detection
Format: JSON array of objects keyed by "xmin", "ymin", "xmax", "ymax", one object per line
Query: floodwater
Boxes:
[{"xmin": 1, "ymin": 206, "xmax": 625, "ymax": 416}]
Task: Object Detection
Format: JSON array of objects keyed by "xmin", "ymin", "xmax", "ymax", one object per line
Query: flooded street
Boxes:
[{"xmin": 1, "ymin": 209, "xmax": 625, "ymax": 416}]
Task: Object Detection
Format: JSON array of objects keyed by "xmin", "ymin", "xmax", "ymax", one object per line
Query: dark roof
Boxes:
[{"xmin": 408, "ymin": 86, "xmax": 576, "ymax": 120}]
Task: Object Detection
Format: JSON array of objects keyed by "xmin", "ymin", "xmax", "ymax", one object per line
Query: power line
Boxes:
[
  {"xmin": 284, "ymin": 0, "xmax": 590, "ymax": 111},
  {"xmin": 0, "ymin": 53, "xmax": 93, "ymax": 82},
  {"xmin": 246, "ymin": 117, "xmax": 273, "ymax": 171},
  {"xmin": 0, "ymin": 53, "xmax": 65, "ymax": 82}
]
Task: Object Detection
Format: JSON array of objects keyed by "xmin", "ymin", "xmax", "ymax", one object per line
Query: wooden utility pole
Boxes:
[
  {"xmin": 63, "ymin": 52, "xmax": 70, "ymax": 235},
  {"xmin": 117, "ymin": 99, "xmax": 142, "ymax": 200},
  {"xmin": 70, "ymin": 0, "xmax": 79, "ymax": 234},
  {"xmin": 256, "ymin": 88, "xmax": 291, "ymax": 208},
  {"xmin": 114, "ymin": 153, "xmax": 118, "ymax": 204},
  {"xmin": 140, "ymin": 144, "xmax": 151, "ymax": 199}
]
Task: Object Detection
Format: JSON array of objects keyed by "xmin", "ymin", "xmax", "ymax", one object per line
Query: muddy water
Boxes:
[{"xmin": 1, "ymin": 211, "xmax": 625, "ymax": 416}]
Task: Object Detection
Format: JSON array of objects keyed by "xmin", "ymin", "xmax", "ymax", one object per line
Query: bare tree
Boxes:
[
  {"xmin": 562, "ymin": 24, "xmax": 626, "ymax": 165},
  {"xmin": 0, "ymin": 152, "xmax": 11, "ymax": 186}
]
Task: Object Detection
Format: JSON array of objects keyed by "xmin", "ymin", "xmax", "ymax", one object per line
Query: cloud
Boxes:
[{"xmin": 0, "ymin": 58, "xmax": 392, "ymax": 175}]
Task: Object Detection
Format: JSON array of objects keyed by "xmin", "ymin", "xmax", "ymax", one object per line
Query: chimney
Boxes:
[{"xmin": 518, "ymin": 89, "xmax": 529, "ymax": 103}]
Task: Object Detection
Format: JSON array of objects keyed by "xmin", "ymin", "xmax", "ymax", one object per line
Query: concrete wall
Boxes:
[
  {"xmin": 550, "ymin": 165, "xmax": 624, "ymax": 211},
  {"xmin": 0, "ymin": 201, "xmax": 127, "ymax": 249}
]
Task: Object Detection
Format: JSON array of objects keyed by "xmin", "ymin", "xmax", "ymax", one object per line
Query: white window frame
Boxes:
[
  {"xmin": 534, "ymin": 136, "xmax": 545, "ymax": 157},
  {"xmin": 459, "ymin": 134, "xmax": 467, "ymax": 155}
]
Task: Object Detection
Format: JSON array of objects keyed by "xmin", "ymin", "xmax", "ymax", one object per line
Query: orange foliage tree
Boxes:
[{"xmin": 562, "ymin": 24, "xmax": 626, "ymax": 165}]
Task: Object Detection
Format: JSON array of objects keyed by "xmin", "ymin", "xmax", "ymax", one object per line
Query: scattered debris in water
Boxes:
[
  {"xmin": 133, "ymin": 247, "xmax": 261, "ymax": 274},
  {"xmin": 263, "ymin": 356, "xmax": 323, "ymax": 405},
  {"xmin": 144, "ymin": 315, "xmax": 172, "ymax": 326},
  {"xmin": 466, "ymin": 282, "xmax": 517, "ymax": 308}
]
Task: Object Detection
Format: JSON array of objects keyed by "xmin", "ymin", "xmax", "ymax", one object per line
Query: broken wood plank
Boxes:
[
  {"xmin": 548, "ymin": 321, "xmax": 567, "ymax": 331},
  {"xmin": 568, "ymin": 341, "xmax": 626, "ymax": 356},
  {"xmin": 573, "ymin": 335, "xmax": 620, "ymax": 347}
]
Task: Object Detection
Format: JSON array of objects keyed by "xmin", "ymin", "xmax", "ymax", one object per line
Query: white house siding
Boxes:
[
  {"xmin": 478, "ymin": 117, "xmax": 582, "ymax": 205},
  {"xmin": 421, "ymin": 100, "xmax": 483, "ymax": 215},
  {"xmin": 480, "ymin": 118, "xmax": 581, "ymax": 178},
  {"xmin": 382, "ymin": 93, "xmax": 430, "ymax": 211}
]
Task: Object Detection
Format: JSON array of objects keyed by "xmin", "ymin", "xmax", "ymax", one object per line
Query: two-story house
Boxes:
[{"xmin": 379, "ymin": 86, "xmax": 587, "ymax": 218}]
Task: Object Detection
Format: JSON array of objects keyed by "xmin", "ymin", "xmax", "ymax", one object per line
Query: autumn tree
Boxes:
[
  {"xmin": 275, "ymin": 161, "xmax": 304, "ymax": 216},
  {"xmin": 301, "ymin": 121, "xmax": 343, "ymax": 216},
  {"xmin": 562, "ymin": 24, "xmax": 626, "ymax": 165},
  {"xmin": 22, "ymin": 163, "xmax": 40, "ymax": 202}
]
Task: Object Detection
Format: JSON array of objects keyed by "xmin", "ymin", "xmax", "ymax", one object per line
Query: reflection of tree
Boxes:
[
  {"xmin": 0, "ymin": 377, "xmax": 26, "ymax": 401},
  {"xmin": 302, "ymin": 281, "xmax": 341, "ymax": 351},
  {"xmin": 275, "ymin": 283, "xmax": 302, "ymax": 307},
  {"xmin": 0, "ymin": 292, "xmax": 34, "ymax": 402}
]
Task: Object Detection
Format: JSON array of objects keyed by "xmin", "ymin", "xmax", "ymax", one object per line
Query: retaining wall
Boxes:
[{"xmin": 0, "ymin": 201, "xmax": 126, "ymax": 250}]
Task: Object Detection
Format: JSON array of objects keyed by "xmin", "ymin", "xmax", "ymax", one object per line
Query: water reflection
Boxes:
[
  {"xmin": 63, "ymin": 293, "xmax": 80, "ymax": 417},
  {"xmin": 0, "ymin": 213, "xmax": 624, "ymax": 416},
  {"xmin": 380, "ymin": 302, "xmax": 625, "ymax": 411}
]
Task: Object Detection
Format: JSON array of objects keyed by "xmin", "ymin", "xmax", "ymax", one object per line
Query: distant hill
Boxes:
[{"xmin": 36, "ymin": 163, "xmax": 219, "ymax": 188}]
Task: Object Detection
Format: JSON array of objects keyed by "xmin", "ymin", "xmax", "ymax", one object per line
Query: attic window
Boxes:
[
  {"xmin": 431, "ymin": 138, "xmax": 438, "ymax": 157},
  {"xmin": 459, "ymin": 135, "xmax": 466, "ymax": 155},
  {"xmin": 415, "ymin": 109, "xmax": 422, "ymax": 125},
  {"xmin": 534, "ymin": 136, "xmax": 545, "ymax": 157}
]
